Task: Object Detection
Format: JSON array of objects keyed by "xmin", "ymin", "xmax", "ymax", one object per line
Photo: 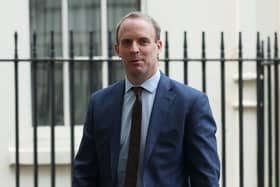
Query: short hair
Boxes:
[{"xmin": 115, "ymin": 11, "xmax": 161, "ymax": 43}]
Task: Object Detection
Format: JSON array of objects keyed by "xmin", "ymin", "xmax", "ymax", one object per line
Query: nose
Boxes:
[{"xmin": 129, "ymin": 41, "xmax": 140, "ymax": 53}]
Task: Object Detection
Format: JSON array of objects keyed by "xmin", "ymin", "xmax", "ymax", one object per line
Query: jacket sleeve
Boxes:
[
  {"xmin": 185, "ymin": 93, "xmax": 220, "ymax": 187},
  {"xmin": 72, "ymin": 97, "xmax": 99, "ymax": 187}
]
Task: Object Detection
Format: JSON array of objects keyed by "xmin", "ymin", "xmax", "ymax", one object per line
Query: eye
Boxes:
[
  {"xmin": 120, "ymin": 39, "xmax": 132, "ymax": 47},
  {"xmin": 138, "ymin": 38, "xmax": 150, "ymax": 46}
]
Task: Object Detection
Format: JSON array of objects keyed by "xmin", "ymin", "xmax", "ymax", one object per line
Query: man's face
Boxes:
[{"xmin": 115, "ymin": 18, "xmax": 163, "ymax": 84}]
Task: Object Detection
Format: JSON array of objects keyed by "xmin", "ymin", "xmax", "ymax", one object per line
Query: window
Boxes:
[
  {"xmin": 30, "ymin": 0, "xmax": 64, "ymax": 126},
  {"xmin": 68, "ymin": 0, "xmax": 102, "ymax": 125},
  {"xmin": 30, "ymin": 0, "xmax": 140, "ymax": 126},
  {"xmin": 107, "ymin": 0, "xmax": 140, "ymax": 83}
]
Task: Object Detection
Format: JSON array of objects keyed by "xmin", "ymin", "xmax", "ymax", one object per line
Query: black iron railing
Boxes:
[{"xmin": 0, "ymin": 31, "xmax": 279, "ymax": 187}]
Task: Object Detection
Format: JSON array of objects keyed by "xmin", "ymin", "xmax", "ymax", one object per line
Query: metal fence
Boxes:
[{"xmin": 1, "ymin": 31, "xmax": 279, "ymax": 187}]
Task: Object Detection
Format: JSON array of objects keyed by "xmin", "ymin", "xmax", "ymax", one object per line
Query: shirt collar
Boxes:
[{"xmin": 125, "ymin": 69, "xmax": 161, "ymax": 93}]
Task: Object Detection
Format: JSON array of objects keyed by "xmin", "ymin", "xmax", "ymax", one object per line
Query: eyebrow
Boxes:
[{"xmin": 120, "ymin": 36, "xmax": 152, "ymax": 41}]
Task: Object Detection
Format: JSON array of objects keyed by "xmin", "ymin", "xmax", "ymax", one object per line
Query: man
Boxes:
[{"xmin": 72, "ymin": 11, "xmax": 220, "ymax": 187}]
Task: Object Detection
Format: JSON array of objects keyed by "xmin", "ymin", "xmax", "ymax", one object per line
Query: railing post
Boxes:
[
  {"xmin": 49, "ymin": 30, "xmax": 56, "ymax": 187},
  {"xmin": 69, "ymin": 30, "xmax": 75, "ymax": 187},
  {"xmin": 238, "ymin": 32, "xmax": 244, "ymax": 187},
  {"xmin": 31, "ymin": 32, "xmax": 38, "ymax": 187},
  {"xmin": 201, "ymin": 31, "xmax": 207, "ymax": 93},
  {"xmin": 14, "ymin": 31, "xmax": 20, "ymax": 187},
  {"xmin": 108, "ymin": 31, "xmax": 113, "ymax": 84},
  {"xmin": 220, "ymin": 32, "xmax": 226, "ymax": 187},
  {"xmin": 256, "ymin": 32, "xmax": 265, "ymax": 187},
  {"xmin": 164, "ymin": 31, "xmax": 169, "ymax": 76},
  {"xmin": 274, "ymin": 32, "xmax": 279, "ymax": 187},
  {"xmin": 89, "ymin": 31, "xmax": 94, "ymax": 92},
  {"xmin": 267, "ymin": 37, "xmax": 273, "ymax": 187},
  {"xmin": 183, "ymin": 31, "xmax": 188, "ymax": 84},
  {"xmin": 256, "ymin": 33, "xmax": 264, "ymax": 187}
]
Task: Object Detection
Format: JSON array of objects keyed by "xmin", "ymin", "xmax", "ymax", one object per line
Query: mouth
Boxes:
[{"xmin": 129, "ymin": 58, "xmax": 143, "ymax": 63}]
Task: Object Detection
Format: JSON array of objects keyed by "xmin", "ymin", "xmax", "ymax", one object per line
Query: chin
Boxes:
[{"xmin": 127, "ymin": 70, "xmax": 143, "ymax": 78}]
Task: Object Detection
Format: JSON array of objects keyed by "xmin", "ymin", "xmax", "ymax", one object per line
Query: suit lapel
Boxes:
[
  {"xmin": 109, "ymin": 81, "xmax": 125, "ymax": 185},
  {"xmin": 143, "ymin": 75, "xmax": 176, "ymax": 166}
]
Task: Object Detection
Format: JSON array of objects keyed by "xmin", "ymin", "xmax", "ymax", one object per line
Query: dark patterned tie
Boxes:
[{"xmin": 125, "ymin": 87, "xmax": 142, "ymax": 187}]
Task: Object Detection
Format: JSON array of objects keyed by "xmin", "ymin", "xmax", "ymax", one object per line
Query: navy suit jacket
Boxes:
[{"xmin": 73, "ymin": 73, "xmax": 220, "ymax": 187}]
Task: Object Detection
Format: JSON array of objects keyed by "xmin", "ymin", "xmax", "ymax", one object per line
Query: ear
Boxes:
[
  {"xmin": 156, "ymin": 40, "xmax": 163, "ymax": 53},
  {"xmin": 114, "ymin": 44, "xmax": 121, "ymax": 57}
]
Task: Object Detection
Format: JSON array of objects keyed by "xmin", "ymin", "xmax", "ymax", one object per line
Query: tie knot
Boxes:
[{"xmin": 132, "ymin": 87, "xmax": 142, "ymax": 97}]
